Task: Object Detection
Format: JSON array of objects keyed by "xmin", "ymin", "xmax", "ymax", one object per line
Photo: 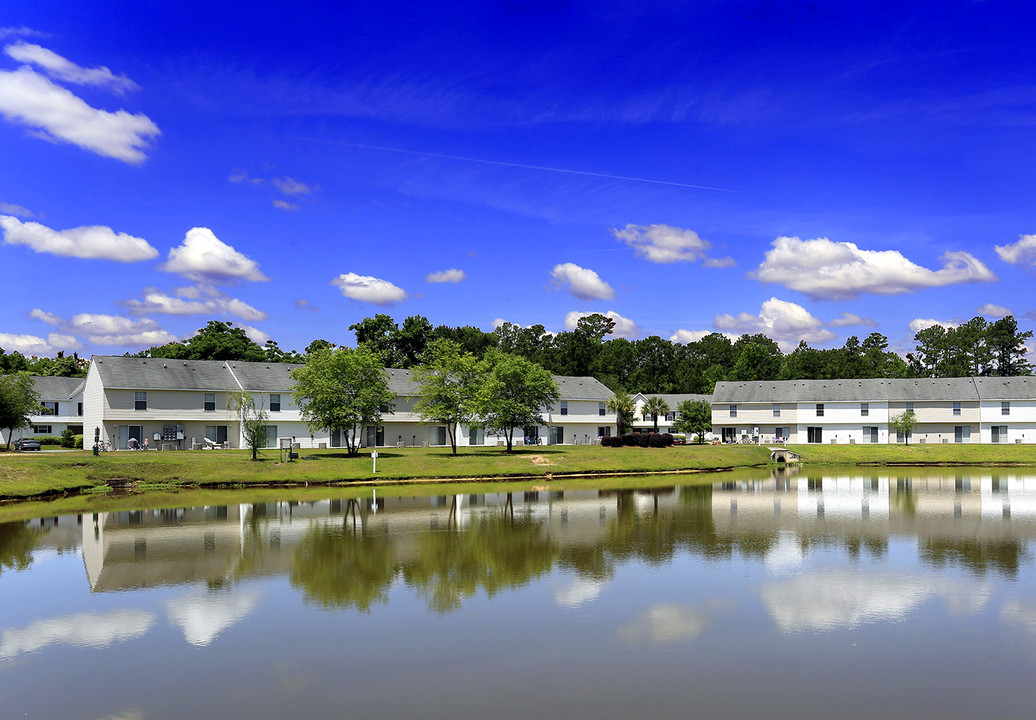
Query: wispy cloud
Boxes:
[
  {"xmin": 425, "ymin": 268, "xmax": 467, "ymax": 283},
  {"xmin": 31, "ymin": 309, "xmax": 177, "ymax": 347},
  {"xmin": 612, "ymin": 223, "xmax": 734, "ymax": 266},
  {"xmin": 4, "ymin": 42, "xmax": 138, "ymax": 93},
  {"xmin": 119, "ymin": 286, "xmax": 268, "ymax": 322}
]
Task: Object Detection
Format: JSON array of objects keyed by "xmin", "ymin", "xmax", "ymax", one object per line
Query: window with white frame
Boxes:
[
  {"xmin": 861, "ymin": 402, "xmax": 869, "ymax": 417},
  {"xmin": 1002, "ymin": 401, "xmax": 1010, "ymax": 416},
  {"xmin": 599, "ymin": 402, "xmax": 606, "ymax": 416},
  {"xmin": 32, "ymin": 425, "xmax": 52, "ymax": 434},
  {"xmin": 41, "ymin": 401, "xmax": 59, "ymax": 415},
  {"xmin": 204, "ymin": 393, "xmax": 216, "ymax": 411},
  {"xmin": 772, "ymin": 403, "xmax": 781, "ymax": 418},
  {"xmin": 270, "ymin": 394, "xmax": 281, "ymax": 412},
  {"xmin": 816, "ymin": 403, "xmax": 824, "ymax": 417},
  {"xmin": 560, "ymin": 401, "xmax": 568, "ymax": 415},
  {"xmin": 953, "ymin": 402, "xmax": 961, "ymax": 416},
  {"xmin": 729, "ymin": 404, "xmax": 738, "ymax": 418},
  {"xmin": 135, "ymin": 392, "xmax": 147, "ymax": 411},
  {"xmin": 906, "ymin": 402, "xmax": 914, "ymax": 412}
]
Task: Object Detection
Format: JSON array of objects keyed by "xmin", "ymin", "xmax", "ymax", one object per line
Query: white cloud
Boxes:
[
  {"xmin": 551, "ymin": 262, "xmax": 614, "ymax": 301},
  {"xmin": 612, "ymin": 223, "xmax": 734, "ymax": 266},
  {"xmin": 978, "ymin": 303, "xmax": 1012, "ymax": 318},
  {"xmin": 236, "ymin": 323, "xmax": 271, "ymax": 346},
  {"xmin": 908, "ymin": 317, "xmax": 959, "ymax": 334},
  {"xmin": 4, "ymin": 43, "xmax": 138, "ymax": 93},
  {"xmin": 272, "ymin": 199, "xmax": 298, "ymax": 211},
  {"xmin": 425, "ymin": 268, "xmax": 467, "ymax": 283},
  {"xmin": 670, "ymin": 329, "xmax": 739, "ymax": 344},
  {"xmin": 753, "ymin": 236, "xmax": 996, "ymax": 300},
  {"xmin": 0, "ymin": 66, "xmax": 159, "ymax": 163},
  {"xmin": 294, "ymin": 298, "xmax": 318, "ymax": 312},
  {"xmin": 714, "ymin": 297, "xmax": 836, "ymax": 351},
  {"xmin": 331, "ymin": 273, "xmax": 407, "ymax": 305},
  {"xmin": 272, "ymin": 177, "xmax": 317, "ymax": 195},
  {"xmin": 32, "ymin": 309, "xmax": 176, "ymax": 347},
  {"xmin": 564, "ymin": 310, "xmax": 639, "ymax": 338},
  {"xmin": 617, "ymin": 603, "xmax": 728, "ymax": 645},
  {"xmin": 166, "ymin": 590, "xmax": 261, "ymax": 647},
  {"xmin": 161, "ymin": 227, "xmax": 269, "ymax": 283},
  {"xmin": 0, "ymin": 609, "xmax": 155, "ymax": 659},
  {"xmin": 995, "ymin": 234, "xmax": 1036, "ymax": 265},
  {"xmin": 762, "ymin": 570, "xmax": 991, "ymax": 634},
  {"xmin": 119, "ymin": 287, "xmax": 267, "ymax": 322},
  {"xmin": 553, "ymin": 577, "xmax": 606, "ymax": 608},
  {"xmin": 0, "ymin": 27, "xmax": 48, "ymax": 41},
  {"xmin": 0, "ymin": 331, "xmax": 76, "ymax": 356},
  {"xmin": 828, "ymin": 312, "xmax": 877, "ymax": 328},
  {"xmin": 0, "ymin": 215, "xmax": 157, "ymax": 261},
  {"xmin": 0, "ymin": 201, "xmax": 31, "ymax": 217},
  {"xmin": 229, "ymin": 170, "xmax": 263, "ymax": 185}
]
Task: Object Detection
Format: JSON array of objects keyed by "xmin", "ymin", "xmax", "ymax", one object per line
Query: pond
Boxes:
[{"xmin": 2, "ymin": 467, "xmax": 1035, "ymax": 719}]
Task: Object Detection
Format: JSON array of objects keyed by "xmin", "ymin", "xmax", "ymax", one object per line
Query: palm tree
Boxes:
[
  {"xmin": 643, "ymin": 396, "xmax": 670, "ymax": 432},
  {"xmin": 606, "ymin": 392, "xmax": 636, "ymax": 435}
]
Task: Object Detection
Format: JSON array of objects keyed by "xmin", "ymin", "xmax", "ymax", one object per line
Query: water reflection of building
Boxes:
[{"xmin": 6, "ymin": 473, "xmax": 1035, "ymax": 595}]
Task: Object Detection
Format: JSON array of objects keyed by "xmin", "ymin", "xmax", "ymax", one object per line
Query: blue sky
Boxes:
[{"xmin": 2, "ymin": 1, "xmax": 1035, "ymax": 360}]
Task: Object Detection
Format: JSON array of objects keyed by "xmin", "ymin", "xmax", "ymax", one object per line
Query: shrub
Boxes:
[
  {"xmin": 37, "ymin": 436, "xmax": 62, "ymax": 446},
  {"xmin": 60, "ymin": 429, "xmax": 76, "ymax": 448},
  {"xmin": 74, "ymin": 434, "xmax": 84, "ymax": 449},
  {"xmin": 604, "ymin": 433, "xmax": 672, "ymax": 448}
]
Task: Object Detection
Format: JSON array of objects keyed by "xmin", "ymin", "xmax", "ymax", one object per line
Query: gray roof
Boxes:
[
  {"xmin": 636, "ymin": 393, "xmax": 712, "ymax": 406},
  {"xmin": 90, "ymin": 357, "xmax": 611, "ymax": 400},
  {"xmin": 31, "ymin": 375, "xmax": 85, "ymax": 400},
  {"xmin": 712, "ymin": 377, "xmax": 1036, "ymax": 403},
  {"xmin": 554, "ymin": 375, "xmax": 614, "ymax": 401}
]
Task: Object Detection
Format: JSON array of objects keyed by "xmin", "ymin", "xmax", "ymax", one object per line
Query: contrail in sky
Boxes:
[{"xmin": 288, "ymin": 135, "xmax": 735, "ymax": 192}]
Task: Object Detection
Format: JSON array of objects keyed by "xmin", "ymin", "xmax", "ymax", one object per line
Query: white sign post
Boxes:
[{"xmin": 372, "ymin": 449, "xmax": 378, "ymax": 473}]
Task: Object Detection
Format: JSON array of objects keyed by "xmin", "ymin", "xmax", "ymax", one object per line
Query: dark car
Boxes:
[{"xmin": 12, "ymin": 438, "xmax": 42, "ymax": 451}]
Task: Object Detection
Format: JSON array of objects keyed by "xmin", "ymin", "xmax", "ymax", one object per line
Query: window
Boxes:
[
  {"xmin": 772, "ymin": 403, "xmax": 781, "ymax": 418},
  {"xmin": 954, "ymin": 426, "xmax": 971, "ymax": 443},
  {"xmin": 77, "ymin": 402, "xmax": 83, "ymax": 416},
  {"xmin": 431, "ymin": 426, "xmax": 447, "ymax": 446},
  {"xmin": 204, "ymin": 393, "xmax": 216, "ymax": 411},
  {"xmin": 205, "ymin": 425, "xmax": 228, "ymax": 444},
  {"xmin": 270, "ymin": 394, "xmax": 281, "ymax": 412},
  {"xmin": 729, "ymin": 404, "xmax": 738, "ymax": 418},
  {"xmin": 560, "ymin": 401, "xmax": 568, "ymax": 416},
  {"xmin": 807, "ymin": 426, "xmax": 823, "ymax": 443},
  {"xmin": 1002, "ymin": 401, "xmax": 1010, "ymax": 416},
  {"xmin": 666, "ymin": 411, "xmax": 676, "ymax": 421},
  {"xmin": 906, "ymin": 402, "xmax": 914, "ymax": 412},
  {"xmin": 264, "ymin": 426, "xmax": 278, "ymax": 449},
  {"xmin": 599, "ymin": 402, "xmax": 606, "ymax": 417},
  {"xmin": 863, "ymin": 426, "xmax": 879, "ymax": 444},
  {"xmin": 816, "ymin": 403, "xmax": 824, "ymax": 417},
  {"xmin": 597, "ymin": 426, "xmax": 612, "ymax": 437},
  {"xmin": 896, "ymin": 428, "xmax": 912, "ymax": 444},
  {"xmin": 861, "ymin": 402, "xmax": 869, "ymax": 417},
  {"xmin": 992, "ymin": 425, "xmax": 1008, "ymax": 444},
  {"xmin": 32, "ymin": 425, "xmax": 52, "ymax": 434},
  {"xmin": 41, "ymin": 401, "xmax": 59, "ymax": 415},
  {"xmin": 468, "ymin": 427, "xmax": 484, "ymax": 445},
  {"xmin": 134, "ymin": 392, "xmax": 147, "ymax": 411},
  {"xmin": 953, "ymin": 402, "xmax": 961, "ymax": 416},
  {"xmin": 774, "ymin": 427, "xmax": 786, "ymax": 441}
]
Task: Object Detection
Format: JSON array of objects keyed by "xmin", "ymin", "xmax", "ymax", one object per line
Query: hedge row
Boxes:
[{"xmin": 601, "ymin": 433, "xmax": 675, "ymax": 448}]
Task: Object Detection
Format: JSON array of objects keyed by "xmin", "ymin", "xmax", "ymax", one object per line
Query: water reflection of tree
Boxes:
[
  {"xmin": 920, "ymin": 536, "xmax": 1029, "ymax": 578},
  {"xmin": 0, "ymin": 520, "xmax": 44, "ymax": 577},
  {"xmin": 400, "ymin": 499, "xmax": 557, "ymax": 613},
  {"xmin": 290, "ymin": 511, "xmax": 397, "ymax": 612}
]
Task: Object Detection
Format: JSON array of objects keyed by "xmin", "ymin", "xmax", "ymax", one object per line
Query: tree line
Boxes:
[{"xmin": 2, "ymin": 313, "xmax": 1031, "ymax": 394}]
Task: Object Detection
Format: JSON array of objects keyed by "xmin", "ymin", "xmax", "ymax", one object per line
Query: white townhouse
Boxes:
[
  {"xmin": 83, "ymin": 356, "xmax": 617, "ymax": 450},
  {"xmin": 83, "ymin": 356, "xmax": 313, "ymax": 450},
  {"xmin": 711, "ymin": 376, "xmax": 1036, "ymax": 445},
  {"xmin": 1, "ymin": 375, "xmax": 85, "ymax": 444},
  {"xmin": 630, "ymin": 393, "xmax": 712, "ymax": 434}
]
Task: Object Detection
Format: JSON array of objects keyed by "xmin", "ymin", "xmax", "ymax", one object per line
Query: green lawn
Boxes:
[{"xmin": 2, "ymin": 441, "xmax": 1036, "ymax": 506}]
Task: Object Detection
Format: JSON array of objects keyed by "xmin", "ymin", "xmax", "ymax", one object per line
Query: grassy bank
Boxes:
[
  {"xmin": 3, "ymin": 442, "xmax": 1036, "ymax": 506},
  {"xmin": 0, "ymin": 444, "xmax": 772, "ymax": 501}
]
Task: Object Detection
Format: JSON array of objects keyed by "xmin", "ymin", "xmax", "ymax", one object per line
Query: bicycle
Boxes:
[{"xmin": 97, "ymin": 440, "xmax": 115, "ymax": 452}]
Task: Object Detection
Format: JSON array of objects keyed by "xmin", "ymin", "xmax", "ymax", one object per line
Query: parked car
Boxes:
[
  {"xmin": 12, "ymin": 437, "xmax": 42, "ymax": 451},
  {"xmin": 670, "ymin": 433, "xmax": 687, "ymax": 445}
]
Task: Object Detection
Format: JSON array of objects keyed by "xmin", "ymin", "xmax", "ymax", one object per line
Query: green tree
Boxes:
[
  {"xmin": 606, "ymin": 391, "xmax": 636, "ymax": 435},
  {"xmin": 395, "ymin": 315, "xmax": 434, "ymax": 367},
  {"xmin": 290, "ymin": 346, "xmax": 394, "ymax": 456},
  {"xmin": 412, "ymin": 339, "xmax": 482, "ymax": 455},
  {"xmin": 674, "ymin": 399, "xmax": 712, "ymax": 443},
  {"xmin": 642, "ymin": 396, "xmax": 670, "ymax": 432},
  {"xmin": 890, "ymin": 410, "xmax": 918, "ymax": 445},
  {"xmin": 477, "ymin": 351, "xmax": 560, "ymax": 452},
  {"xmin": 142, "ymin": 320, "xmax": 265, "ymax": 362},
  {"xmin": 349, "ymin": 314, "xmax": 401, "ymax": 366},
  {"xmin": 0, "ymin": 373, "xmax": 41, "ymax": 450},
  {"xmin": 986, "ymin": 316, "xmax": 1033, "ymax": 376},
  {"xmin": 731, "ymin": 335, "xmax": 783, "ymax": 381},
  {"xmin": 227, "ymin": 390, "xmax": 270, "ymax": 460}
]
